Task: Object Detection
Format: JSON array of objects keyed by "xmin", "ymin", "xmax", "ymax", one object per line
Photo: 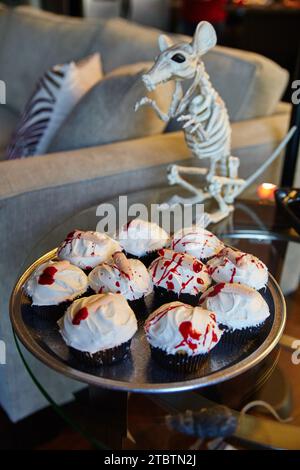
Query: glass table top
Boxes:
[{"xmin": 13, "ymin": 188, "xmax": 300, "ymax": 450}]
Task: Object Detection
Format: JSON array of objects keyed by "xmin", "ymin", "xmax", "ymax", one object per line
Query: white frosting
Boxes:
[
  {"xmin": 145, "ymin": 301, "xmax": 223, "ymax": 356},
  {"xmin": 207, "ymin": 247, "xmax": 268, "ymax": 290},
  {"xmin": 57, "ymin": 230, "xmax": 121, "ymax": 270},
  {"xmin": 88, "ymin": 256, "xmax": 153, "ymax": 300},
  {"xmin": 24, "ymin": 260, "xmax": 88, "ymax": 306},
  {"xmin": 171, "ymin": 226, "xmax": 224, "ymax": 260},
  {"xmin": 200, "ymin": 283, "xmax": 270, "ymax": 330},
  {"xmin": 58, "ymin": 293, "xmax": 138, "ymax": 353},
  {"xmin": 116, "ymin": 219, "xmax": 169, "ymax": 257},
  {"xmin": 149, "ymin": 249, "xmax": 211, "ymax": 295}
]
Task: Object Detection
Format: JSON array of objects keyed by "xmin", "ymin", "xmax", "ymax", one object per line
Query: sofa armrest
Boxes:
[{"xmin": 0, "ymin": 132, "xmax": 190, "ymax": 201}]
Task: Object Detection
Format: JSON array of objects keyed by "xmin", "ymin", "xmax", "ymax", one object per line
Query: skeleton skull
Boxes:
[{"xmin": 142, "ymin": 21, "xmax": 217, "ymax": 91}]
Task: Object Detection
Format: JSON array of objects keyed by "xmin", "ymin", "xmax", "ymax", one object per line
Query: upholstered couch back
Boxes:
[{"xmin": 0, "ymin": 5, "xmax": 288, "ymax": 121}]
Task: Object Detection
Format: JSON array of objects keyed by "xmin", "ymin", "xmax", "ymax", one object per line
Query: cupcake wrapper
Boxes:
[
  {"xmin": 154, "ymin": 286, "xmax": 200, "ymax": 306},
  {"xmin": 29, "ymin": 290, "xmax": 88, "ymax": 321},
  {"xmin": 150, "ymin": 346, "xmax": 208, "ymax": 373},
  {"xmin": 31, "ymin": 301, "xmax": 71, "ymax": 320},
  {"xmin": 70, "ymin": 340, "xmax": 132, "ymax": 366},
  {"xmin": 215, "ymin": 322, "xmax": 269, "ymax": 353}
]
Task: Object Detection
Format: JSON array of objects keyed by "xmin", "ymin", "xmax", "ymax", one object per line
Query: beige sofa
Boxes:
[{"xmin": 0, "ymin": 5, "xmax": 290, "ymax": 422}]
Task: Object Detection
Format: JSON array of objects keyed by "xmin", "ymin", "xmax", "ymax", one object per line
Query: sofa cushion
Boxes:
[
  {"xmin": 204, "ymin": 47, "xmax": 289, "ymax": 121},
  {"xmin": 48, "ymin": 62, "xmax": 174, "ymax": 153},
  {"xmin": 0, "ymin": 6, "xmax": 288, "ymax": 123},
  {"xmin": 0, "ymin": 106, "xmax": 19, "ymax": 160},
  {"xmin": 0, "ymin": 6, "xmax": 104, "ymax": 113},
  {"xmin": 6, "ymin": 53, "xmax": 102, "ymax": 159},
  {"xmin": 90, "ymin": 17, "xmax": 288, "ymax": 122}
]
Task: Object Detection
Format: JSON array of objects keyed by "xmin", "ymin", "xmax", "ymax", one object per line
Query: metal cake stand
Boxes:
[
  {"xmin": 10, "ymin": 249, "xmax": 286, "ymax": 391},
  {"xmin": 10, "ymin": 249, "xmax": 286, "ymax": 448}
]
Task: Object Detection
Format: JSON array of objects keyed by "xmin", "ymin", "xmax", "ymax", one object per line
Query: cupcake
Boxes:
[
  {"xmin": 148, "ymin": 249, "xmax": 211, "ymax": 305},
  {"xmin": 58, "ymin": 293, "xmax": 138, "ymax": 366},
  {"xmin": 57, "ymin": 230, "xmax": 121, "ymax": 271},
  {"xmin": 24, "ymin": 260, "xmax": 88, "ymax": 319},
  {"xmin": 88, "ymin": 252, "xmax": 153, "ymax": 315},
  {"xmin": 199, "ymin": 282, "xmax": 270, "ymax": 345},
  {"xmin": 171, "ymin": 226, "xmax": 224, "ymax": 262},
  {"xmin": 207, "ymin": 247, "xmax": 268, "ymax": 290},
  {"xmin": 115, "ymin": 218, "xmax": 169, "ymax": 266},
  {"xmin": 145, "ymin": 301, "xmax": 223, "ymax": 372}
]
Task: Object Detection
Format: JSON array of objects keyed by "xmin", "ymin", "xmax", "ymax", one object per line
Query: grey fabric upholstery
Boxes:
[
  {"xmin": 0, "ymin": 6, "xmax": 288, "ymax": 122},
  {"xmin": 49, "ymin": 62, "xmax": 174, "ymax": 152},
  {"xmin": 0, "ymin": 106, "xmax": 19, "ymax": 159}
]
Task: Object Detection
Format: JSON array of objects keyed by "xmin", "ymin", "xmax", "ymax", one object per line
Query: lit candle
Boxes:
[{"xmin": 257, "ymin": 183, "xmax": 277, "ymax": 201}]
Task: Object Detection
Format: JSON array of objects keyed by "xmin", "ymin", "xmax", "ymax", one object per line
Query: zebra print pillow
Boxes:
[{"xmin": 6, "ymin": 53, "xmax": 102, "ymax": 159}]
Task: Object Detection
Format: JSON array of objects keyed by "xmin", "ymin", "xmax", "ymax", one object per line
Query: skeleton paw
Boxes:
[
  {"xmin": 135, "ymin": 97, "xmax": 153, "ymax": 111},
  {"xmin": 167, "ymin": 165, "xmax": 179, "ymax": 185},
  {"xmin": 208, "ymin": 179, "xmax": 222, "ymax": 196},
  {"xmin": 177, "ymin": 114, "xmax": 192, "ymax": 122}
]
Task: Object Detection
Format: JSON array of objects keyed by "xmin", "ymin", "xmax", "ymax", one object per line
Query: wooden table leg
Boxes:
[{"xmin": 89, "ymin": 387, "xmax": 128, "ymax": 450}]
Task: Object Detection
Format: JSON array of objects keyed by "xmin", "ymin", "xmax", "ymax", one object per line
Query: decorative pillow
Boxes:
[
  {"xmin": 47, "ymin": 62, "xmax": 175, "ymax": 153},
  {"xmin": 6, "ymin": 53, "xmax": 102, "ymax": 159}
]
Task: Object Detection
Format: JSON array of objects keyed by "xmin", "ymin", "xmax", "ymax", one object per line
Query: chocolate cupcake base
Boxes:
[
  {"xmin": 150, "ymin": 346, "xmax": 208, "ymax": 373},
  {"xmin": 70, "ymin": 340, "xmax": 132, "ymax": 367},
  {"xmin": 153, "ymin": 286, "xmax": 200, "ymax": 306},
  {"xmin": 128, "ymin": 297, "xmax": 148, "ymax": 318},
  {"xmin": 125, "ymin": 250, "xmax": 159, "ymax": 267}
]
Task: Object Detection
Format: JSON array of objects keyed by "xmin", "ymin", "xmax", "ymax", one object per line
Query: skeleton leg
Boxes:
[
  {"xmin": 208, "ymin": 178, "xmax": 231, "ymax": 215},
  {"xmin": 207, "ymin": 158, "xmax": 218, "ymax": 180},
  {"xmin": 167, "ymin": 164, "xmax": 210, "ymax": 205},
  {"xmin": 219, "ymin": 154, "xmax": 228, "ymax": 177}
]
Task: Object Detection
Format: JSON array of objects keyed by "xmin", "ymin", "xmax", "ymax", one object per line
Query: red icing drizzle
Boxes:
[
  {"xmin": 179, "ymin": 276, "xmax": 194, "ymax": 294},
  {"xmin": 203, "ymin": 323, "xmax": 210, "ymax": 345},
  {"xmin": 38, "ymin": 266, "xmax": 57, "ymax": 285},
  {"xmin": 66, "ymin": 230, "xmax": 76, "ymax": 239},
  {"xmin": 146, "ymin": 304, "xmax": 185, "ymax": 331},
  {"xmin": 152, "ymin": 252, "xmax": 184, "ymax": 286},
  {"xmin": 151, "ymin": 251, "xmax": 205, "ymax": 291},
  {"xmin": 166, "ymin": 281, "xmax": 174, "ymax": 290},
  {"xmin": 175, "ymin": 321, "xmax": 201, "ymax": 351},
  {"xmin": 192, "ymin": 260, "xmax": 203, "ymax": 273},
  {"xmin": 58, "ymin": 230, "xmax": 82, "ymax": 255},
  {"xmin": 72, "ymin": 307, "xmax": 89, "ymax": 325},
  {"xmin": 208, "ymin": 258, "xmax": 228, "ymax": 275},
  {"xmin": 235, "ymin": 253, "xmax": 247, "ymax": 265},
  {"xmin": 230, "ymin": 267, "xmax": 236, "ymax": 283},
  {"xmin": 113, "ymin": 265, "xmax": 131, "ymax": 280},
  {"xmin": 199, "ymin": 283, "xmax": 225, "ymax": 304},
  {"xmin": 211, "ymin": 330, "xmax": 218, "ymax": 343}
]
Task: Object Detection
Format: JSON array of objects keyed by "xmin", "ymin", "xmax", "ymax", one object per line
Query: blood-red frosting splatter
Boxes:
[{"xmin": 38, "ymin": 266, "xmax": 57, "ymax": 285}]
